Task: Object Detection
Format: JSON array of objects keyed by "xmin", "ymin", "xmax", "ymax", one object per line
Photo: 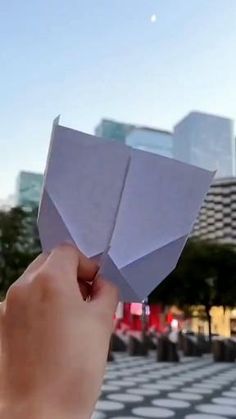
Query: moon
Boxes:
[{"xmin": 150, "ymin": 14, "xmax": 157, "ymax": 23}]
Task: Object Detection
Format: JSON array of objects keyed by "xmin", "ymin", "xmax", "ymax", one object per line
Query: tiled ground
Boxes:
[{"xmin": 92, "ymin": 353, "xmax": 236, "ymax": 418}]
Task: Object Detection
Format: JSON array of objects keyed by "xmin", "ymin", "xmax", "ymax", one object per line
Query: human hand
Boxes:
[{"xmin": 0, "ymin": 245, "xmax": 119, "ymax": 419}]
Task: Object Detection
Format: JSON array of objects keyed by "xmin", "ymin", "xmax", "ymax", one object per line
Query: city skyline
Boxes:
[
  {"xmin": 1, "ymin": 108, "xmax": 236, "ymax": 203},
  {"xmin": 2, "ymin": 109, "xmax": 235, "ymax": 201},
  {"xmin": 3, "ymin": 109, "xmax": 236, "ymax": 211},
  {"xmin": 1, "ymin": 1, "xmax": 236, "ymax": 198}
]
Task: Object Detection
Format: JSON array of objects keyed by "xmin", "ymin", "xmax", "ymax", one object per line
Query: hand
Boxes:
[{"xmin": 0, "ymin": 244, "xmax": 119, "ymax": 419}]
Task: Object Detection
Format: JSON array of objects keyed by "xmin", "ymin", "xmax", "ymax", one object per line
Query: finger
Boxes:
[
  {"xmin": 43, "ymin": 244, "xmax": 98, "ymax": 285},
  {"xmin": 0, "ymin": 300, "xmax": 5, "ymax": 325},
  {"xmin": 18, "ymin": 253, "xmax": 49, "ymax": 283},
  {"xmin": 42, "ymin": 244, "xmax": 79, "ymax": 287},
  {"xmin": 77, "ymin": 252, "xmax": 98, "ymax": 282},
  {"xmin": 79, "ymin": 281, "xmax": 93, "ymax": 301},
  {"xmin": 23, "ymin": 253, "xmax": 49, "ymax": 275},
  {"xmin": 91, "ymin": 275, "xmax": 119, "ymax": 315}
]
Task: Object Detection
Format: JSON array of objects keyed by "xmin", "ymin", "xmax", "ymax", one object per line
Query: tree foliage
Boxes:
[
  {"xmin": 149, "ymin": 239, "xmax": 236, "ymax": 339},
  {"xmin": 1, "ymin": 206, "xmax": 236, "ymax": 338},
  {"xmin": 0, "ymin": 207, "xmax": 41, "ymax": 297}
]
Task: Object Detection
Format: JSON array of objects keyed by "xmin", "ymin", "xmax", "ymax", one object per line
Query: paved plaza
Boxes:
[{"xmin": 92, "ymin": 353, "xmax": 236, "ymax": 418}]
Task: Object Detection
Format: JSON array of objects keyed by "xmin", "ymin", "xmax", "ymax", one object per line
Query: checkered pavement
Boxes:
[{"xmin": 92, "ymin": 353, "xmax": 236, "ymax": 418}]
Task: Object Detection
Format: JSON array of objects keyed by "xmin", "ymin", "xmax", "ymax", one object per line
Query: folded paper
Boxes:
[{"xmin": 38, "ymin": 118, "xmax": 214, "ymax": 301}]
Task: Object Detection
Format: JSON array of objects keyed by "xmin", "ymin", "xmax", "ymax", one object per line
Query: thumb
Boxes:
[{"xmin": 91, "ymin": 275, "xmax": 119, "ymax": 316}]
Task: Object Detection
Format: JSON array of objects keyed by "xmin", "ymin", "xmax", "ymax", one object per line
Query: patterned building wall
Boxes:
[{"xmin": 192, "ymin": 178, "xmax": 236, "ymax": 244}]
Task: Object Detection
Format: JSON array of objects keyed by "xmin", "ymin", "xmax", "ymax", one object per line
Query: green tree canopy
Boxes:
[
  {"xmin": 149, "ymin": 239, "xmax": 236, "ymax": 339},
  {"xmin": 0, "ymin": 207, "xmax": 41, "ymax": 297}
]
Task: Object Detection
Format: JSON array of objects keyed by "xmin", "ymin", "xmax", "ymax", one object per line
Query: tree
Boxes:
[
  {"xmin": 149, "ymin": 239, "xmax": 236, "ymax": 341},
  {"xmin": 0, "ymin": 207, "xmax": 41, "ymax": 298}
]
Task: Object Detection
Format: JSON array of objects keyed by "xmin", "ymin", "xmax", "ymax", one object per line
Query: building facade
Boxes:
[
  {"xmin": 95, "ymin": 119, "xmax": 135, "ymax": 143},
  {"xmin": 16, "ymin": 171, "xmax": 43, "ymax": 209},
  {"xmin": 125, "ymin": 127, "xmax": 173, "ymax": 158},
  {"xmin": 95, "ymin": 119, "xmax": 173, "ymax": 157},
  {"xmin": 192, "ymin": 177, "xmax": 236, "ymax": 244},
  {"xmin": 173, "ymin": 111, "xmax": 235, "ymax": 177}
]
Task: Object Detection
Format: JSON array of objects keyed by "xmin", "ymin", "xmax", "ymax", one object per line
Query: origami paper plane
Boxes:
[{"xmin": 38, "ymin": 118, "xmax": 214, "ymax": 302}]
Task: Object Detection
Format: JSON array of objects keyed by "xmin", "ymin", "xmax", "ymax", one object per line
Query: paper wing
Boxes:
[
  {"xmin": 103, "ymin": 148, "xmax": 214, "ymax": 301},
  {"xmin": 38, "ymin": 120, "xmax": 130, "ymax": 257},
  {"xmin": 38, "ymin": 120, "xmax": 214, "ymax": 303}
]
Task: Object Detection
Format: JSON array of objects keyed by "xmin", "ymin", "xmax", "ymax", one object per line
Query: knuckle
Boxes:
[
  {"xmin": 0, "ymin": 308, "xmax": 4, "ymax": 325},
  {"xmin": 34, "ymin": 267, "xmax": 62, "ymax": 298},
  {"xmin": 0, "ymin": 300, "xmax": 5, "ymax": 317},
  {"xmin": 5, "ymin": 281, "xmax": 27, "ymax": 309},
  {"xmin": 35, "ymin": 268, "xmax": 54, "ymax": 288}
]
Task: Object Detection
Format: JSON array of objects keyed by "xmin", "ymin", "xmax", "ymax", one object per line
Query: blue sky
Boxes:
[{"xmin": 1, "ymin": 0, "xmax": 236, "ymax": 199}]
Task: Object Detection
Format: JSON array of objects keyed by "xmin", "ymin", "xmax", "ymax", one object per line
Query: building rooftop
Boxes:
[
  {"xmin": 174, "ymin": 110, "xmax": 234, "ymax": 129},
  {"xmin": 96, "ymin": 118, "xmax": 172, "ymax": 137},
  {"xmin": 131, "ymin": 126, "xmax": 172, "ymax": 136},
  {"xmin": 18, "ymin": 170, "xmax": 43, "ymax": 178},
  {"xmin": 213, "ymin": 177, "xmax": 236, "ymax": 185}
]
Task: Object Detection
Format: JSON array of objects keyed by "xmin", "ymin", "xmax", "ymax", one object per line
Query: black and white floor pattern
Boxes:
[{"xmin": 92, "ymin": 353, "xmax": 236, "ymax": 418}]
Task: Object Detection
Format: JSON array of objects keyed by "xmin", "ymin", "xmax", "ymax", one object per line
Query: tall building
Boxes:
[
  {"xmin": 192, "ymin": 177, "xmax": 236, "ymax": 244},
  {"xmin": 125, "ymin": 127, "xmax": 173, "ymax": 158},
  {"xmin": 95, "ymin": 119, "xmax": 173, "ymax": 157},
  {"xmin": 16, "ymin": 171, "xmax": 43, "ymax": 209},
  {"xmin": 173, "ymin": 112, "xmax": 235, "ymax": 177},
  {"xmin": 95, "ymin": 119, "xmax": 135, "ymax": 142}
]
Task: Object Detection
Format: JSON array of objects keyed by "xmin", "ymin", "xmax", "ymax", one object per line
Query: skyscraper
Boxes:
[
  {"xmin": 95, "ymin": 119, "xmax": 135, "ymax": 143},
  {"xmin": 16, "ymin": 171, "xmax": 43, "ymax": 209},
  {"xmin": 173, "ymin": 111, "xmax": 235, "ymax": 177},
  {"xmin": 125, "ymin": 127, "xmax": 173, "ymax": 158}
]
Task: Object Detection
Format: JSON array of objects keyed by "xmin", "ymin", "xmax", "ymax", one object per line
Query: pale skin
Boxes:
[{"xmin": 0, "ymin": 244, "xmax": 119, "ymax": 419}]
